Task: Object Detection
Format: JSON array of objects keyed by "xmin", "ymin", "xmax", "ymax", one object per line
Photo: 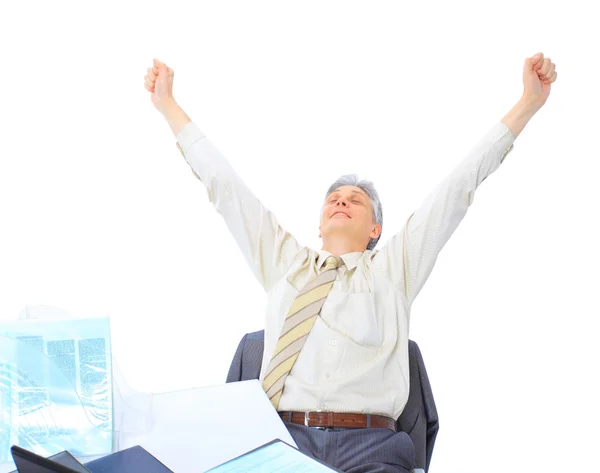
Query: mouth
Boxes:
[{"xmin": 331, "ymin": 211, "xmax": 350, "ymax": 219}]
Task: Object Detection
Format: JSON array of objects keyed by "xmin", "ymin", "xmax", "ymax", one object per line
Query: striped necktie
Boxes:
[{"xmin": 262, "ymin": 255, "xmax": 345, "ymax": 409}]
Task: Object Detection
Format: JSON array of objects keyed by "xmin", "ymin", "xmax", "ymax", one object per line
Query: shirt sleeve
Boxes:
[
  {"xmin": 176, "ymin": 122, "xmax": 304, "ymax": 293},
  {"xmin": 372, "ymin": 121, "xmax": 516, "ymax": 306}
]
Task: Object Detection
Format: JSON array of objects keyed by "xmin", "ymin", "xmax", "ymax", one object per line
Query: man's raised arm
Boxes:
[
  {"xmin": 144, "ymin": 59, "xmax": 304, "ymax": 292},
  {"xmin": 372, "ymin": 53, "xmax": 557, "ymax": 305}
]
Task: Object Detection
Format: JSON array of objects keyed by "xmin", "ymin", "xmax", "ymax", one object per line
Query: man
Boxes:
[{"xmin": 143, "ymin": 53, "xmax": 557, "ymax": 473}]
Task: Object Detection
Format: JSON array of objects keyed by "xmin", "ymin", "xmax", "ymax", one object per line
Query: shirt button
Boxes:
[
  {"xmin": 325, "ymin": 372, "xmax": 331, "ymax": 379},
  {"xmin": 320, "ymin": 402, "xmax": 326, "ymax": 409},
  {"xmin": 331, "ymin": 340, "xmax": 337, "ymax": 346}
]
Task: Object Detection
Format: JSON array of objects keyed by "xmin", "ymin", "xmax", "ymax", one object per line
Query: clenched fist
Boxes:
[
  {"xmin": 523, "ymin": 52, "xmax": 557, "ymax": 110},
  {"xmin": 144, "ymin": 58, "xmax": 176, "ymax": 114}
]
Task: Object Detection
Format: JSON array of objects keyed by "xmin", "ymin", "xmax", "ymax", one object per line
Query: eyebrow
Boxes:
[{"xmin": 329, "ymin": 190, "xmax": 367, "ymax": 200}]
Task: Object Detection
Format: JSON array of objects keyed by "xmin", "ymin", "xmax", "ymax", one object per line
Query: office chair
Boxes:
[{"xmin": 226, "ymin": 330, "xmax": 439, "ymax": 473}]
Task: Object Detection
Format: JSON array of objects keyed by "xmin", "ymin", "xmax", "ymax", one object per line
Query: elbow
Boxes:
[{"xmin": 464, "ymin": 190, "xmax": 474, "ymax": 206}]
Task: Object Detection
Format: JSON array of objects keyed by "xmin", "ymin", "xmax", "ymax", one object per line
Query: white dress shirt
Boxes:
[{"xmin": 176, "ymin": 121, "xmax": 515, "ymax": 419}]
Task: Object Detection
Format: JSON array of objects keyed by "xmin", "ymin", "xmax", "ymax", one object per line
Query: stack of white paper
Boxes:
[{"xmin": 119, "ymin": 380, "xmax": 297, "ymax": 472}]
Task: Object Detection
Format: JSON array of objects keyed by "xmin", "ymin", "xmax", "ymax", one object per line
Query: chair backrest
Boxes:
[{"xmin": 226, "ymin": 330, "xmax": 439, "ymax": 472}]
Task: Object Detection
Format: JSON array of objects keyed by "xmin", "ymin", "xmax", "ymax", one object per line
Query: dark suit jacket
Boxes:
[{"xmin": 226, "ymin": 330, "xmax": 439, "ymax": 472}]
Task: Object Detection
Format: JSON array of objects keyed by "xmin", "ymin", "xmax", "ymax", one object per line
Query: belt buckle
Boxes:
[
  {"xmin": 305, "ymin": 411, "xmax": 326, "ymax": 430},
  {"xmin": 309, "ymin": 410, "xmax": 328, "ymax": 430}
]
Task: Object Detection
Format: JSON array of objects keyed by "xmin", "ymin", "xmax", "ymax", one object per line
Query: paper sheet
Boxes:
[
  {"xmin": 119, "ymin": 380, "xmax": 297, "ymax": 473},
  {"xmin": 206, "ymin": 440, "xmax": 338, "ymax": 472}
]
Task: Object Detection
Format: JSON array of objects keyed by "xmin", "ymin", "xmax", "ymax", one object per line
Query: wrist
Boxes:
[
  {"xmin": 501, "ymin": 97, "xmax": 539, "ymax": 139},
  {"xmin": 160, "ymin": 99, "xmax": 192, "ymax": 137},
  {"xmin": 159, "ymin": 98, "xmax": 180, "ymax": 118},
  {"xmin": 518, "ymin": 95, "xmax": 542, "ymax": 116}
]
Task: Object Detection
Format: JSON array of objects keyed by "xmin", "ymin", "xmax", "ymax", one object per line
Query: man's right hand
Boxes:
[
  {"xmin": 144, "ymin": 58, "xmax": 191, "ymax": 137},
  {"xmin": 144, "ymin": 58, "xmax": 176, "ymax": 115}
]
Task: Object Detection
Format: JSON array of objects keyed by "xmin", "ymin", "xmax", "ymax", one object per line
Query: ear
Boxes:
[
  {"xmin": 318, "ymin": 225, "xmax": 322, "ymax": 238},
  {"xmin": 370, "ymin": 224, "xmax": 382, "ymax": 239}
]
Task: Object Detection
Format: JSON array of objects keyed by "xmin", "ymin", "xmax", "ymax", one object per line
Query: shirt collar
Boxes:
[{"xmin": 316, "ymin": 250, "xmax": 365, "ymax": 271}]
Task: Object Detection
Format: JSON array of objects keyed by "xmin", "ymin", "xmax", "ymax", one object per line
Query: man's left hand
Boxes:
[{"xmin": 523, "ymin": 52, "xmax": 557, "ymax": 110}]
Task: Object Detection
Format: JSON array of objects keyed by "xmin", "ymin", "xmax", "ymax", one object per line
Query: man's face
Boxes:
[{"xmin": 319, "ymin": 185, "xmax": 381, "ymax": 248}]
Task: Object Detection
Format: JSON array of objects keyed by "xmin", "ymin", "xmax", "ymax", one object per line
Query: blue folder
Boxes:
[{"xmin": 84, "ymin": 446, "xmax": 173, "ymax": 473}]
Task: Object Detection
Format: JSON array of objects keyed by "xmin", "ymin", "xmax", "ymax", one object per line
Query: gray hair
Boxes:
[{"xmin": 322, "ymin": 174, "xmax": 383, "ymax": 251}]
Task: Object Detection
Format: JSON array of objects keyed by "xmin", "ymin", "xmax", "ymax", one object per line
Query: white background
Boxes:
[{"xmin": 1, "ymin": 1, "xmax": 599, "ymax": 472}]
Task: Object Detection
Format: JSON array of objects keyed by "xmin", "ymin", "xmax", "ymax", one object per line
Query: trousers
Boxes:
[{"xmin": 285, "ymin": 422, "xmax": 416, "ymax": 473}]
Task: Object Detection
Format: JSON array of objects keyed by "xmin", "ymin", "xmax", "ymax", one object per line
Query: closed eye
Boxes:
[{"xmin": 327, "ymin": 196, "xmax": 363, "ymax": 205}]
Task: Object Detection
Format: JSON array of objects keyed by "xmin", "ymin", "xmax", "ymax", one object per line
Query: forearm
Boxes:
[
  {"xmin": 161, "ymin": 99, "xmax": 192, "ymax": 137},
  {"xmin": 177, "ymin": 123, "xmax": 303, "ymax": 292},
  {"xmin": 500, "ymin": 97, "xmax": 540, "ymax": 139},
  {"xmin": 375, "ymin": 120, "xmax": 514, "ymax": 304}
]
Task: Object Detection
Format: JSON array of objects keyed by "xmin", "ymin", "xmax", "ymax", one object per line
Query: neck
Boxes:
[{"xmin": 321, "ymin": 238, "xmax": 366, "ymax": 256}]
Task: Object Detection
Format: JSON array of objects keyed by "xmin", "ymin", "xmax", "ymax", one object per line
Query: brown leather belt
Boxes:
[{"xmin": 278, "ymin": 411, "xmax": 397, "ymax": 432}]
